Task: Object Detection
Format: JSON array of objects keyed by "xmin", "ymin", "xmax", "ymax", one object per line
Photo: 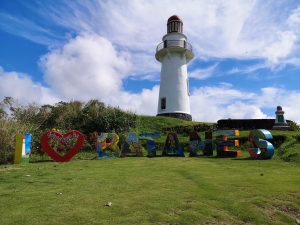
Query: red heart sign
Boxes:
[{"xmin": 40, "ymin": 130, "xmax": 85, "ymax": 162}]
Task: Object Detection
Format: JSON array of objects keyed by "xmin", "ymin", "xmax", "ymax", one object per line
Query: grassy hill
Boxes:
[
  {"xmin": 0, "ymin": 115, "xmax": 299, "ymax": 224},
  {"xmin": 134, "ymin": 115, "xmax": 204, "ymax": 132}
]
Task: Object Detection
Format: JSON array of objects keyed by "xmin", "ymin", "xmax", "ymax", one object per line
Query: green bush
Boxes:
[
  {"xmin": 0, "ymin": 119, "xmax": 33, "ymax": 164},
  {"xmin": 287, "ymin": 120, "xmax": 300, "ymax": 131},
  {"xmin": 295, "ymin": 135, "xmax": 300, "ymax": 142},
  {"xmin": 0, "ymin": 98, "xmax": 138, "ymax": 164}
]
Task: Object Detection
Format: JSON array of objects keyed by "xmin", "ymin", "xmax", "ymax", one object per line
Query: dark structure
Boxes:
[
  {"xmin": 217, "ymin": 119, "xmax": 291, "ymax": 130},
  {"xmin": 273, "ymin": 106, "xmax": 290, "ymax": 130},
  {"xmin": 157, "ymin": 112, "xmax": 192, "ymax": 121},
  {"xmin": 217, "ymin": 106, "xmax": 291, "ymax": 130}
]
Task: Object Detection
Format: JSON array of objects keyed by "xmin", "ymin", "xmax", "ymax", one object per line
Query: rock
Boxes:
[{"xmin": 105, "ymin": 202, "xmax": 112, "ymax": 207}]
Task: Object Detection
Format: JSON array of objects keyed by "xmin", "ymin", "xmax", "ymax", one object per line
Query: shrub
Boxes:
[
  {"xmin": 287, "ymin": 120, "xmax": 300, "ymax": 131},
  {"xmin": 0, "ymin": 97, "xmax": 139, "ymax": 164},
  {"xmin": 0, "ymin": 119, "xmax": 31, "ymax": 164}
]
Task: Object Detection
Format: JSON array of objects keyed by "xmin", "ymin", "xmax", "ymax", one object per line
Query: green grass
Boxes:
[
  {"xmin": 134, "ymin": 115, "xmax": 205, "ymax": 132},
  {"xmin": 275, "ymin": 133, "xmax": 300, "ymax": 163},
  {"xmin": 1, "ymin": 116, "xmax": 299, "ymax": 224},
  {"xmin": 1, "ymin": 158, "xmax": 299, "ymax": 225}
]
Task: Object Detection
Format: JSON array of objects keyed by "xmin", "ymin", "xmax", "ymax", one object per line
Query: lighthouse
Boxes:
[{"xmin": 155, "ymin": 15, "xmax": 194, "ymax": 121}]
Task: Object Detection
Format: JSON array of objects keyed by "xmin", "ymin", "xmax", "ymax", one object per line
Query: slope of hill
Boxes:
[{"xmin": 135, "ymin": 115, "xmax": 211, "ymax": 132}]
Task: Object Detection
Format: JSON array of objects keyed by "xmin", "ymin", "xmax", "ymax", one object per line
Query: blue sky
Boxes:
[{"xmin": 0, "ymin": 0, "xmax": 300, "ymax": 123}]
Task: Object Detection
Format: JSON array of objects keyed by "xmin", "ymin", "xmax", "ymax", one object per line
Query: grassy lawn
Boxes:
[
  {"xmin": 135, "ymin": 116, "xmax": 206, "ymax": 132},
  {"xmin": 1, "ymin": 158, "xmax": 299, "ymax": 225}
]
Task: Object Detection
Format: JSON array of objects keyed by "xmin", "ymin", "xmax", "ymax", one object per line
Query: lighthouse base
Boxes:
[
  {"xmin": 272, "ymin": 122, "xmax": 290, "ymax": 131},
  {"xmin": 157, "ymin": 112, "xmax": 192, "ymax": 121}
]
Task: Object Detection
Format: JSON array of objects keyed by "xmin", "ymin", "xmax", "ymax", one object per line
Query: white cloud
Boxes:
[
  {"xmin": 88, "ymin": 1, "xmax": 300, "ymax": 68},
  {"xmin": 2, "ymin": 0, "xmax": 300, "ymax": 74},
  {"xmin": 226, "ymin": 63, "xmax": 268, "ymax": 75},
  {"xmin": 263, "ymin": 31, "xmax": 297, "ymax": 64},
  {"xmin": 109, "ymin": 86, "xmax": 159, "ymax": 115},
  {"xmin": 0, "ymin": 67, "xmax": 59, "ymax": 105},
  {"xmin": 189, "ymin": 64, "xmax": 218, "ymax": 80},
  {"xmin": 40, "ymin": 34, "xmax": 131, "ymax": 101},
  {"xmin": 256, "ymin": 87, "xmax": 300, "ymax": 123},
  {"xmin": 190, "ymin": 84, "xmax": 266, "ymax": 122},
  {"xmin": 190, "ymin": 84, "xmax": 300, "ymax": 124},
  {"xmin": 284, "ymin": 93, "xmax": 300, "ymax": 122},
  {"xmin": 0, "ymin": 12, "xmax": 63, "ymax": 46},
  {"xmin": 288, "ymin": 5, "xmax": 300, "ymax": 28},
  {"xmin": 39, "ymin": 34, "xmax": 159, "ymax": 115}
]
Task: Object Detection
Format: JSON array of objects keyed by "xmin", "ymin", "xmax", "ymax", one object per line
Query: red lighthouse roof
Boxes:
[{"xmin": 167, "ymin": 15, "xmax": 182, "ymax": 23}]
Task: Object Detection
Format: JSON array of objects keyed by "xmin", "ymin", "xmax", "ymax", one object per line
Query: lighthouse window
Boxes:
[
  {"xmin": 164, "ymin": 40, "xmax": 167, "ymax": 48},
  {"xmin": 161, "ymin": 97, "xmax": 166, "ymax": 110},
  {"xmin": 178, "ymin": 23, "xmax": 182, "ymax": 33}
]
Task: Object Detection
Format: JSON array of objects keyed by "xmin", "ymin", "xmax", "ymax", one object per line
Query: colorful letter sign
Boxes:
[
  {"xmin": 121, "ymin": 132, "xmax": 143, "ymax": 157},
  {"xmin": 14, "ymin": 133, "xmax": 32, "ymax": 164},
  {"xmin": 139, "ymin": 132, "xmax": 161, "ymax": 157},
  {"xmin": 248, "ymin": 129, "xmax": 274, "ymax": 159},
  {"xmin": 97, "ymin": 133, "xmax": 120, "ymax": 158},
  {"xmin": 14, "ymin": 134, "xmax": 24, "ymax": 164},
  {"xmin": 162, "ymin": 132, "xmax": 184, "ymax": 157},
  {"xmin": 203, "ymin": 131, "xmax": 213, "ymax": 156},
  {"xmin": 40, "ymin": 130, "xmax": 85, "ymax": 162},
  {"xmin": 189, "ymin": 131, "xmax": 201, "ymax": 157},
  {"xmin": 215, "ymin": 130, "xmax": 241, "ymax": 157}
]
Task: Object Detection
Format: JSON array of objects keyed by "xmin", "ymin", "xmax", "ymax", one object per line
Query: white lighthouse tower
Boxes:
[{"xmin": 156, "ymin": 15, "xmax": 194, "ymax": 121}]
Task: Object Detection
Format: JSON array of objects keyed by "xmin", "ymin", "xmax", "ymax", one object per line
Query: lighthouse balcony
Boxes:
[{"xmin": 155, "ymin": 40, "xmax": 194, "ymax": 61}]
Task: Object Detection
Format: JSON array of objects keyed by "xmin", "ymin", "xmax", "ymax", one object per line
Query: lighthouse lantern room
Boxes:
[{"xmin": 155, "ymin": 15, "xmax": 194, "ymax": 121}]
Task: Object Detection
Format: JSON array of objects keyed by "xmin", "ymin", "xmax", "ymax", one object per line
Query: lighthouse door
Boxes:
[{"xmin": 161, "ymin": 97, "xmax": 166, "ymax": 110}]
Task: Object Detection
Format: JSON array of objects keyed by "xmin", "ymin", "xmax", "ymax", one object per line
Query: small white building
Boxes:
[{"xmin": 155, "ymin": 15, "xmax": 194, "ymax": 121}]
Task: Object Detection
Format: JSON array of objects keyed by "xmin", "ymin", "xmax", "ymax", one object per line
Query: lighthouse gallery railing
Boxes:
[{"xmin": 156, "ymin": 40, "xmax": 193, "ymax": 52}]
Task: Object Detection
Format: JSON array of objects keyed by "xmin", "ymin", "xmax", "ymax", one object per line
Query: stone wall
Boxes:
[{"xmin": 157, "ymin": 112, "xmax": 192, "ymax": 121}]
